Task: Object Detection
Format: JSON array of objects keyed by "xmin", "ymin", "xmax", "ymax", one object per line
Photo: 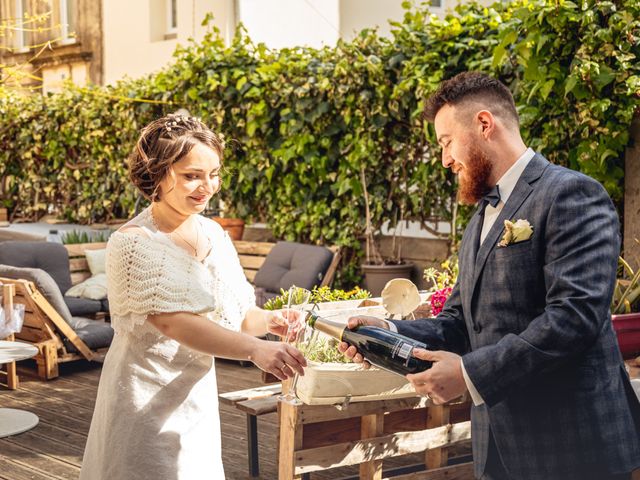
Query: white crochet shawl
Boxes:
[{"xmin": 105, "ymin": 215, "xmax": 255, "ymax": 337}]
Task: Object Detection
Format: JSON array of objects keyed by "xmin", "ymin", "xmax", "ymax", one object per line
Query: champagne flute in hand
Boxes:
[{"xmin": 277, "ymin": 286, "xmax": 311, "ymax": 404}]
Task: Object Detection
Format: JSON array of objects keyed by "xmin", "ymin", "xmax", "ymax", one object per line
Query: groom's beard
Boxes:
[{"xmin": 457, "ymin": 146, "xmax": 493, "ymax": 205}]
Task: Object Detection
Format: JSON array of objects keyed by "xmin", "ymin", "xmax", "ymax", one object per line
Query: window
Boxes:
[
  {"xmin": 166, "ymin": 0, "xmax": 177, "ymax": 34},
  {"xmin": 430, "ymin": 0, "xmax": 443, "ymax": 7},
  {"xmin": 13, "ymin": 0, "xmax": 29, "ymax": 52},
  {"xmin": 58, "ymin": 0, "xmax": 76, "ymax": 44}
]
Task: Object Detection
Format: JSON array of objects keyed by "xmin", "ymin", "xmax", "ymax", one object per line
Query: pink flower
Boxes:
[{"xmin": 430, "ymin": 287, "xmax": 453, "ymax": 316}]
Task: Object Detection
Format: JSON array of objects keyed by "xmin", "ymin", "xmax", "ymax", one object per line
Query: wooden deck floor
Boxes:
[{"xmin": 0, "ymin": 359, "xmax": 438, "ymax": 480}]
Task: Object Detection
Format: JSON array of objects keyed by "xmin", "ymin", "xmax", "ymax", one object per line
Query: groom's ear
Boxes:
[{"xmin": 476, "ymin": 110, "xmax": 496, "ymax": 139}]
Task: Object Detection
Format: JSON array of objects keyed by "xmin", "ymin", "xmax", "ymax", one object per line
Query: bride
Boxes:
[{"xmin": 80, "ymin": 114, "xmax": 306, "ymax": 479}]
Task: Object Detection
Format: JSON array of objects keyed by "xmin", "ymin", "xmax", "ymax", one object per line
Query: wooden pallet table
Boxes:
[{"xmin": 278, "ymin": 390, "xmax": 473, "ymax": 480}]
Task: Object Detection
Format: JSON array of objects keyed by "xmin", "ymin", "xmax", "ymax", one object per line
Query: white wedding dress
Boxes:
[{"xmin": 80, "ymin": 207, "xmax": 255, "ymax": 480}]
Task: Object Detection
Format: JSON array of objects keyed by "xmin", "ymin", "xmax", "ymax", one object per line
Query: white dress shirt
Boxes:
[{"xmin": 389, "ymin": 148, "xmax": 535, "ymax": 406}]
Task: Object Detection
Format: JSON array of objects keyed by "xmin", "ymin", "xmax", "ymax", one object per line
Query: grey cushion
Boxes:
[
  {"xmin": 100, "ymin": 298, "xmax": 110, "ymax": 313},
  {"xmin": 253, "ymin": 241, "xmax": 333, "ymax": 295},
  {"xmin": 0, "ymin": 241, "xmax": 72, "ymax": 294},
  {"xmin": 63, "ymin": 317, "xmax": 114, "ymax": 353},
  {"xmin": 0, "ymin": 264, "xmax": 74, "ymax": 323},
  {"xmin": 64, "ymin": 296, "xmax": 103, "ymax": 317}
]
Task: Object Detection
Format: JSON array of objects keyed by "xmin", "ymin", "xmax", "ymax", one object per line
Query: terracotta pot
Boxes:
[
  {"xmin": 612, "ymin": 312, "xmax": 640, "ymax": 359},
  {"xmin": 361, "ymin": 262, "xmax": 414, "ymax": 297},
  {"xmin": 212, "ymin": 217, "xmax": 245, "ymax": 241}
]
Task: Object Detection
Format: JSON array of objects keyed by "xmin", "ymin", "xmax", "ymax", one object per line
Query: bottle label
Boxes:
[{"xmin": 398, "ymin": 342, "xmax": 413, "ymax": 359}]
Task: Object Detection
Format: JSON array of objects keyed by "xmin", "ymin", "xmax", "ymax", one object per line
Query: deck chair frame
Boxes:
[{"xmin": 0, "ymin": 277, "xmax": 107, "ymax": 380}]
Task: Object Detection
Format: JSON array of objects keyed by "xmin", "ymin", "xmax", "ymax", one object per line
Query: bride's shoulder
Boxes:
[{"xmin": 199, "ymin": 216, "xmax": 225, "ymax": 237}]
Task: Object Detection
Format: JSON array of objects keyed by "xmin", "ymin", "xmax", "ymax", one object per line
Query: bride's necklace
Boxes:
[
  {"xmin": 149, "ymin": 206, "xmax": 201, "ymax": 257},
  {"xmin": 171, "ymin": 222, "xmax": 199, "ymax": 256}
]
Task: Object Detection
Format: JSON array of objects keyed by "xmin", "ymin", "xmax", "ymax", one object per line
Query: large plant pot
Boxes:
[
  {"xmin": 212, "ymin": 217, "xmax": 245, "ymax": 241},
  {"xmin": 361, "ymin": 262, "xmax": 414, "ymax": 297},
  {"xmin": 612, "ymin": 313, "xmax": 640, "ymax": 359}
]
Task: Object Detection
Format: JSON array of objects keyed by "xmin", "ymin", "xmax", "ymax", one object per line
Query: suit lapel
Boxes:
[
  {"xmin": 461, "ymin": 207, "xmax": 484, "ymax": 315},
  {"xmin": 469, "ymin": 154, "xmax": 550, "ymax": 300}
]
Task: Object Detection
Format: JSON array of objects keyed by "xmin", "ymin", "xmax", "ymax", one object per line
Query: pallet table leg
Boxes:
[
  {"xmin": 360, "ymin": 413, "xmax": 384, "ymax": 480},
  {"xmin": 278, "ymin": 400, "xmax": 303, "ymax": 480},
  {"xmin": 425, "ymin": 404, "xmax": 450, "ymax": 469},
  {"xmin": 247, "ymin": 413, "xmax": 260, "ymax": 477}
]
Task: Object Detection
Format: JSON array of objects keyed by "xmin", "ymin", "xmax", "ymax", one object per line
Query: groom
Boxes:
[{"xmin": 340, "ymin": 72, "xmax": 640, "ymax": 479}]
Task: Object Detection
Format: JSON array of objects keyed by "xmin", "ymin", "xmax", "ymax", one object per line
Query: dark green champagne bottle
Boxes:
[{"xmin": 304, "ymin": 311, "xmax": 432, "ymax": 376}]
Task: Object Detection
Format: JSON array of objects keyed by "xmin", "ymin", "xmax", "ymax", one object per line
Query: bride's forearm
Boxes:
[{"xmin": 147, "ymin": 312, "xmax": 260, "ymax": 360}]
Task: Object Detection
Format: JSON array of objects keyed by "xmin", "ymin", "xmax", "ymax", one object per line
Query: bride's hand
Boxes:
[
  {"xmin": 249, "ymin": 339, "xmax": 307, "ymax": 381},
  {"xmin": 265, "ymin": 309, "xmax": 304, "ymax": 340}
]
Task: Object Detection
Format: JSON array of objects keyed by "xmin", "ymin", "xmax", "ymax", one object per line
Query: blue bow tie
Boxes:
[{"xmin": 482, "ymin": 185, "xmax": 501, "ymax": 208}]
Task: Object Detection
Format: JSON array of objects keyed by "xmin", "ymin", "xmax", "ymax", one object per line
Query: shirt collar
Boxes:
[{"xmin": 495, "ymin": 147, "xmax": 535, "ymax": 206}]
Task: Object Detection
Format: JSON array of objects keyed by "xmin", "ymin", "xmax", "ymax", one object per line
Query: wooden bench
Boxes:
[{"xmin": 219, "ymin": 383, "xmax": 282, "ymax": 477}]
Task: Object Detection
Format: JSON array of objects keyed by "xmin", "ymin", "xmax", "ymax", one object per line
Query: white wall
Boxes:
[
  {"xmin": 237, "ymin": 0, "xmax": 339, "ymax": 49},
  {"xmin": 102, "ymin": 0, "xmax": 235, "ymax": 85}
]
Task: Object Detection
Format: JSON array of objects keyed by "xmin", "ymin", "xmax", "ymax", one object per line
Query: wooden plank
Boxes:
[
  {"xmin": 29, "ymin": 287, "xmax": 95, "ymax": 361},
  {"xmin": 0, "ymin": 456, "xmax": 58, "ymax": 480},
  {"xmin": 236, "ymin": 396, "xmax": 279, "ymax": 416},
  {"xmin": 382, "ymin": 462, "xmax": 474, "ymax": 480},
  {"xmin": 245, "ymin": 269, "xmax": 258, "ymax": 282},
  {"xmin": 64, "ymin": 242, "xmax": 107, "ymax": 257},
  {"xmin": 279, "ymin": 399, "xmax": 303, "ymax": 480},
  {"xmin": 68, "ymin": 258, "xmax": 89, "ymax": 272},
  {"xmin": 426, "ymin": 405, "xmax": 450, "ymax": 469},
  {"xmin": 70, "ymin": 272, "xmax": 91, "ymax": 285},
  {"xmin": 237, "ymin": 254, "xmax": 266, "ymax": 270},
  {"xmin": 298, "ymin": 396, "xmax": 431, "ymax": 424},
  {"xmin": 0, "ymin": 207, "xmax": 7, "ymax": 222},
  {"xmin": 232, "ymin": 240, "xmax": 275, "ymax": 256},
  {"xmin": 0, "ymin": 440, "xmax": 81, "ymax": 478},
  {"xmin": 294, "ymin": 422, "xmax": 472, "ymax": 475},
  {"xmin": 218, "ymin": 383, "xmax": 281, "ymax": 406},
  {"xmin": 360, "ymin": 413, "xmax": 384, "ymax": 480}
]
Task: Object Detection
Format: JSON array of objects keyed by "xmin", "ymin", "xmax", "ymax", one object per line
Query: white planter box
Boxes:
[{"xmin": 295, "ymin": 360, "xmax": 417, "ymax": 405}]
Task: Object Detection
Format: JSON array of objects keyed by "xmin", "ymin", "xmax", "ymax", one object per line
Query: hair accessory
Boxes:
[{"xmin": 164, "ymin": 119, "xmax": 179, "ymax": 132}]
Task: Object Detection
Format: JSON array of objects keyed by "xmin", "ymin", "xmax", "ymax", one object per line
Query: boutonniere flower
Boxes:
[{"xmin": 498, "ymin": 219, "xmax": 533, "ymax": 247}]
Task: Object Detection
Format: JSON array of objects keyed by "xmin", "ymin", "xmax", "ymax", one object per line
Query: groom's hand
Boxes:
[
  {"xmin": 337, "ymin": 315, "xmax": 390, "ymax": 368},
  {"xmin": 406, "ymin": 349, "xmax": 467, "ymax": 405}
]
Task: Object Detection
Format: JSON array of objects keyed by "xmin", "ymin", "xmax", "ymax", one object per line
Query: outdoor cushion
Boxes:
[
  {"xmin": 85, "ymin": 249, "xmax": 106, "ymax": 275},
  {"xmin": 64, "ymin": 296, "xmax": 103, "ymax": 317},
  {"xmin": 65, "ymin": 273, "xmax": 108, "ymax": 300},
  {"xmin": 63, "ymin": 316, "xmax": 114, "ymax": 353},
  {"xmin": 0, "ymin": 241, "xmax": 72, "ymax": 294},
  {"xmin": 0, "ymin": 264, "xmax": 74, "ymax": 324},
  {"xmin": 253, "ymin": 241, "xmax": 333, "ymax": 296}
]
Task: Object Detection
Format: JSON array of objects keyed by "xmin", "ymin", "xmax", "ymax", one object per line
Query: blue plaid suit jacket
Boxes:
[{"xmin": 392, "ymin": 154, "xmax": 640, "ymax": 479}]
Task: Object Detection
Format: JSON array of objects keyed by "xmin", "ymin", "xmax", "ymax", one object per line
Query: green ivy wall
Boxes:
[{"xmin": 1, "ymin": 0, "xmax": 638, "ymax": 284}]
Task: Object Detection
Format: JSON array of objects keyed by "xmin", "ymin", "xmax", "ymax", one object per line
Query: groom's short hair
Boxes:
[{"xmin": 424, "ymin": 72, "xmax": 519, "ymax": 127}]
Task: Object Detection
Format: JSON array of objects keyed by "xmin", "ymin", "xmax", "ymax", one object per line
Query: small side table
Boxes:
[{"xmin": 0, "ymin": 340, "xmax": 40, "ymax": 438}]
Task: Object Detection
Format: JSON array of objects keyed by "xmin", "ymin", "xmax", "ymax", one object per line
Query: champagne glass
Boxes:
[{"xmin": 277, "ymin": 286, "xmax": 311, "ymax": 404}]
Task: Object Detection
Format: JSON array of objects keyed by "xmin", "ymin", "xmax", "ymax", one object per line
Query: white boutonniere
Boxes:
[{"xmin": 498, "ymin": 219, "xmax": 533, "ymax": 247}]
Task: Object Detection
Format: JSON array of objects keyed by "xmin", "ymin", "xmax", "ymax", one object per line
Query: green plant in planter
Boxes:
[
  {"xmin": 298, "ymin": 337, "xmax": 351, "ymax": 364},
  {"xmin": 262, "ymin": 286, "xmax": 370, "ymax": 311},
  {"xmin": 61, "ymin": 229, "xmax": 112, "ymax": 244},
  {"xmin": 612, "ymin": 254, "xmax": 640, "ymax": 314}
]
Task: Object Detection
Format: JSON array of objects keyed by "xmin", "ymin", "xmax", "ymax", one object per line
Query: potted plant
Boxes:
[
  {"xmin": 207, "ymin": 199, "xmax": 245, "ymax": 241},
  {"xmin": 359, "ymin": 165, "xmax": 414, "ymax": 296},
  {"xmin": 611, "ymin": 248, "xmax": 640, "ymax": 359}
]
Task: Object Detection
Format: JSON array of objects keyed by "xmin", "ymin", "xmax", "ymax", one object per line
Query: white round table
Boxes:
[{"xmin": 0, "ymin": 340, "xmax": 39, "ymax": 438}]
